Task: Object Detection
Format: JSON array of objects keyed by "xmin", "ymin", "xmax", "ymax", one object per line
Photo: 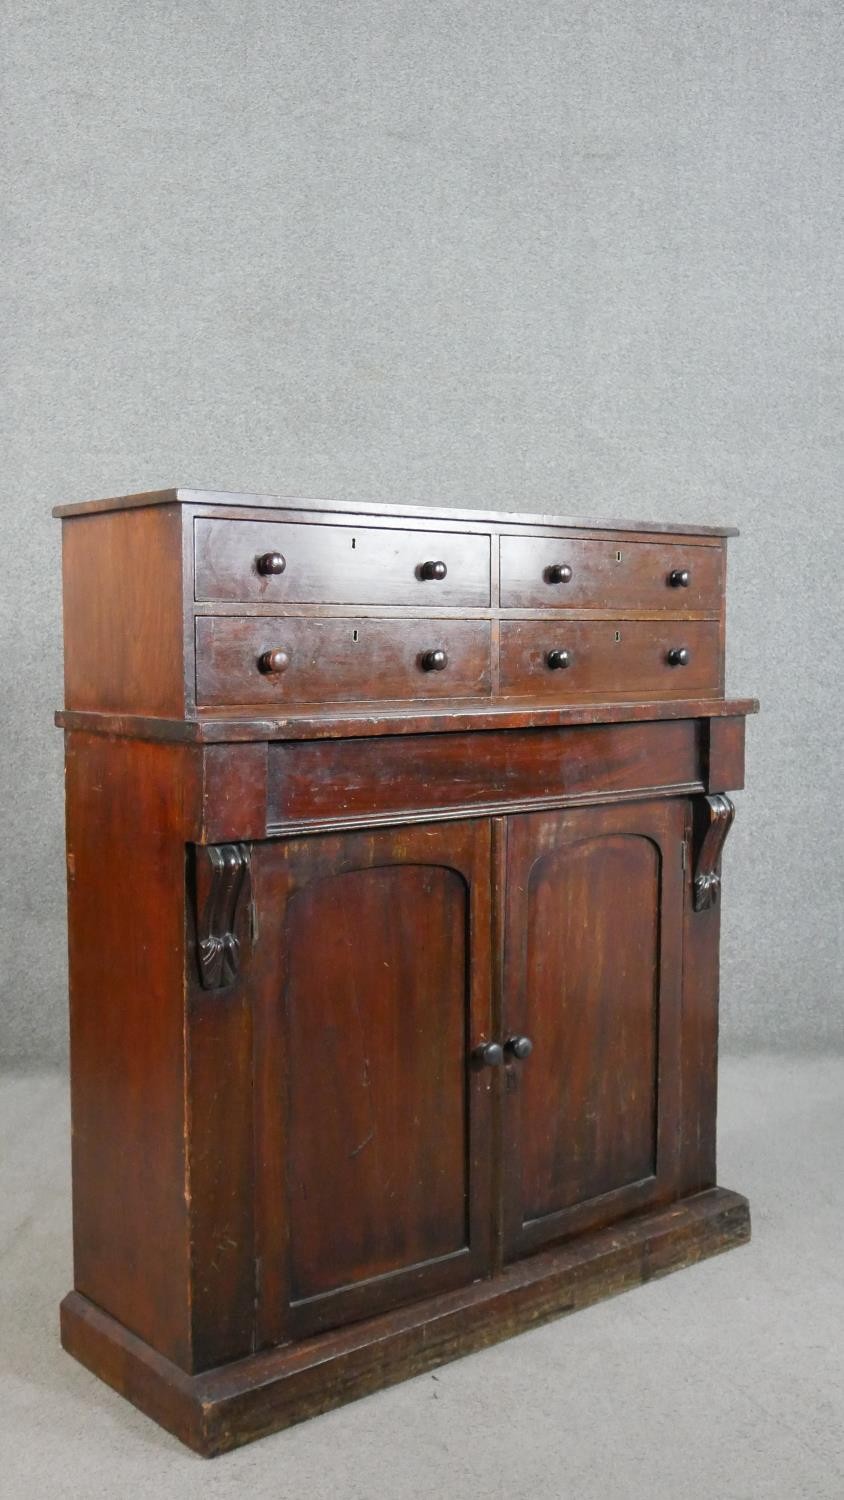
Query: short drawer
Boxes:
[
  {"xmin": 196, "ymin": 617, "xmax": 492, "ymax": 706},
  {"xmin": 500, "ymin": 620, "xmax": 721, "ymax": 698},
  {"xmin": 499, "ymin": 535, "xmax": 723, "ymax": 611},
  {"xmin": 195, "ymin": 518, "xmax": 491, "ymax": 607}
]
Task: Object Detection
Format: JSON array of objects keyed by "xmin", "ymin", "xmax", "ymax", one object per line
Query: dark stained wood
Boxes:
[
  {"xmin": 56, "ymin": 694, "xmax": 759, "ymax": 742},
  {"xmin": 201, "ymin": 742, "xmax": 268, "ymax": 842},
  {"xmin": 58, "ymin": 489, "xmax": 755, "ymax": 1452},
  {"xmin": 266, "ymin": 719, "xmax": 703, "ymax": 833},
  {"xmin": 500, "ymin": 619, "xmax": 722, "ymax": 699},
  {"xmin": 677, "ymin": 802, "xmax": 724, "ymax": 1198},
  {"xmin": 63, "ymin": 733, "xmax": 201, "ymax": 1367},
  {"xmin": 61, "ymin": 506, "xmax": 186, "ymax": 715},
  {"xmin": 185, "ymin": 891, "xmax": 257, "ymax": 1371},
  {"xmin": 250, "ymin": 821, "xmax": 495, "ymax": 1342},
  {"xmin": 60, "ymin": 1186, "xmax": 751, "ymax": 1456},
  {"xmin": 195, "ymin": 517, "xmax": 491, "ymax": 607},
  {"xmin": 502, "ymin": 799, "xmax": 684, "ymax": 1259},
  {"xmin": 500, "ymin": 534, "xmax": 725, "ymax": 611},
  {"xmin": 196, "ymin": 616, "xmax": 492, "ymax": 706},
  {"xmin": 54, "ymin": 486, "xmax": 740, "ymax": 536},
  {"xmin": 704, "ymin": 715, "xmax": 746, "ymax": 792},
  {"xmin": 693, "ymin": 794, "xmax": 736, "ymax": 911},
  {"xmin": 194, "ymin": 844, "xmax": 252, "ymax": 990},
  {"xmin": 286, "ymin": 860, "xmax": 469, "ymax": 1300}
]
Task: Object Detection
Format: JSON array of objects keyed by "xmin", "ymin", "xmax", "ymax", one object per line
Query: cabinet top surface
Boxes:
[
  {"xmin": 52, "ymin": 486, "xmax": 739, "ymax": 537},
  {"xmin": 56, "ymin": 696, "xmax": 759, "ymax": 743}
]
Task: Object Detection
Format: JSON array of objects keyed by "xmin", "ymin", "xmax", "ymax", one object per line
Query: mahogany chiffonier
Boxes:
[{"xmin": 56, "ymin": 488, "xmax": 756, "ymax": 1456}]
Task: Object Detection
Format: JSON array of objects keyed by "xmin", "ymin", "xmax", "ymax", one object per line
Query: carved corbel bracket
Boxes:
[
  {"xmin": 195, "ymin": 843, "xmax": 252, "ymax": 990},
  {"xmin": 693, "ymin": 794, "xmax": 736, "ymax": 912}
]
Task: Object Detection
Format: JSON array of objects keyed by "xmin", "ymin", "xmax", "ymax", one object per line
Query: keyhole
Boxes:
[
  {"xmin": 615, "ymin": 550, "xmax": 623, "ymax": 563},
  {"xmin": 352, "ymin": 629, "xmax": 359, "ymax": 642},
  {"xmin": 614, "ymin": 630, "xmax": 622, "ymax": 643},
  {"xmin": 351, "ymin": 537, "xmax": 356, "ymax": 549}
]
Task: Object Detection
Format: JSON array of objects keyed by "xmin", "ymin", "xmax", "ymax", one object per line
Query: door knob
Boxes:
[
  {"xmin": 546, "ymin": 649, "xmax": 571, "ymax": 670},
  {"xmin": 505, "ymin": 1035, "xmax": 533, "ymax": 1060},
  {"xmin": 419, "ymin": 560, "xmax": 447, "ymax": 580},
  {"xmin": 546, "ymin": 563, "xmax": 573, "ymax": 584},
  {"xmin": 258, "ymin": 648, "xmax": 290, "ymax": 674},
  {"xmin": 667, "ymin": 646, "xmax": 690, "ymax": 667},
  {"xmin": 472, "ymin": 1041, "xmax": 504, "ymax": 1068},
  {"xmin": 669, "ymin": 568, "xmax": 690, "ymax": 588},
  {"xmin": 421, "ymin": 649, "xmax": 448, "ymax": 672},
  {"xmin": 257, "ymin": 551, "xmax": 286, "ymax": 576}
]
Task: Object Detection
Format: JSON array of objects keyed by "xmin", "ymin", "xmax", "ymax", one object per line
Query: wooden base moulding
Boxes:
[{"xmin": 61, "ymin": 1187, "xmax": 750, "ymax": 1459}]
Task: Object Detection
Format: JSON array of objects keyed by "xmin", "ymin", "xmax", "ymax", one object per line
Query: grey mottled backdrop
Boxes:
[{"xmin": 2, "ymin": 1, "xmax": 842, "ymax": 1066}]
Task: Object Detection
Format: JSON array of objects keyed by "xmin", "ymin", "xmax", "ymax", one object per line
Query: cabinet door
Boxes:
[
  {"xmin": 252, "ymin": 820, "xmax": 494, "ymax": 1343},
  {"xmin": 502, "ymin": 800, "xmax": 685, "ymax": 1260}
]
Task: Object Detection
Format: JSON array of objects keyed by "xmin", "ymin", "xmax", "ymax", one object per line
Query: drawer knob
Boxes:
[
  {"xmin": 421, "ymin": 648, "xmax": 448, "ymax": 672},
  {"xmin": 546, "ymin": 563, "xmax": 573, "ymax": 584},
  {"xmin": 257, "ymin": 551, "xmax": 286, "ymax": 576},
  {"xmin": 473, "ymin": 1041, "xmax": 504, "ymax": 1068},
  {"xmin": 546, "ymin": 649, "xmax": 571, "ymax": 670},
  {"xmin": 505, "ymin": 1034, "xmax": 533, "ymax": 1060},
  {"xmin": 419, "ymin": 560, "xmax": 448, "ymax": 581},
  {"xmin": 669, "ymin": 568, "xmax": 690, "ymax": 588},
  {"xmin": 258, "ymin": 648, "xmax": 291, "ymax": 675},
  {"xmin": 667, "ymin": 646, "xmax": 690, "ymax": 667}
]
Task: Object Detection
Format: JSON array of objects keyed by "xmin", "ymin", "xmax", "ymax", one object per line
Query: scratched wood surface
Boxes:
[
  {"xmin": 57, "ymin": 490, "xmax": 755, "ymax": 1451},
  {"xmin": 250, "ymin": 820, "xmax": 495, "ymax": 1344},
  {"xmin": 58, "ymin": 491, "xmax": 731, "ymax": 719}
]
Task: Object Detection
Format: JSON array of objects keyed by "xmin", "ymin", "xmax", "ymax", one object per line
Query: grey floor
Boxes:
[{"xmin": 2, "ymin": 1057, "xmax": 843, "ymax": 1500}]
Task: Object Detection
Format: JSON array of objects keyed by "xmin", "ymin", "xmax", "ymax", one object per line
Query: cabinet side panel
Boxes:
[
  {"xmin": 64, "ymin": 732, "xmax": 200, "ymax": 1366},
  {"xmin": 61, "ymin": 505, "xmax": 185, "ymax": 715}
]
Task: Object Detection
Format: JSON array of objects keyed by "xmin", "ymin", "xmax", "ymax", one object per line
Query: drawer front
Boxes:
[
  {"xmin": 196, "ymin": 617, "xmax": 492, "ymax": 706},
  {"xmin": 500, "ymin": 620, "xmax": 721, "ymax": 698},
  {"xmin": 266, "ymin": 720, "xmax": 702, "ymax": 832},
  {"xmin": 195, "ymin": 518, "xmax": 491, "ymax": 606},
  {"xmin": 500, "ymin": 535, "xmax": 723, "ymax": 611}
]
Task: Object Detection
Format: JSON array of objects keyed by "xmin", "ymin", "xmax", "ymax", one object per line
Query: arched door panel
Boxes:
[
  {"xmin": 251, "ymin": 820, "xmax": 494, "ymax": 1343},
  {"xmin": 502, "ymin": 800, "xmax": 685, "ymax": 1260}
]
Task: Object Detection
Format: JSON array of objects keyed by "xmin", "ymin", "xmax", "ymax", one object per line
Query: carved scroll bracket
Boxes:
[
  {"xmin": 693, "ymin": 794, "xmax": 735, "ymax": 912},
  {"xmin": 195, "ymin": 843, "xmax": 253, "ymax": 990}
]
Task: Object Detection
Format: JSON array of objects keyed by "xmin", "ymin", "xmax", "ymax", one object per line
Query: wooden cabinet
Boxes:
[{"xmin": 56, "ymin": 488, "xmax": 757, "ymax": 1455}]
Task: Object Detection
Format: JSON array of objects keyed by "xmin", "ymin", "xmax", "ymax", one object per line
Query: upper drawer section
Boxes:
[
  {"xmin": 499, "ymin": 535, "xmax": 723, "ymax": 611},
  {"xmin": 195, "ymin": 518, "xmax": 491, "ymax": 607}
]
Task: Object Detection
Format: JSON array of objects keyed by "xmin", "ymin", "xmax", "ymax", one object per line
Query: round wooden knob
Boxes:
[
  {"xmin": 546, "ymin": 563, "xmax": 573, "ymax": 584},
  {"xmin": 421, "ymin": 649, "xmax": 448, "ymax": 672},
  {"xmin": 473, "ymin": 1041, "xmax": 504, "ymax": 1068},
  {"xmin": 667, "ymin": 647, "xmax": 690, "ymax": 666},
  {"xmin": 257, "ymin": 551, "xmax": 286, "ymax": 576},
  {"xmin": 546, "ymin": 649, "xmax": 571, "ymax": 670},
  {"xmin": 420, "ymin": 560, "xmax": 447, "ymax": 581},
  {"xmin": 669, "ymin": 569, "xmax": 690, "ymax": 588},
  {"xmin": 258, "ymin": 648, "xmax": 291, "ymax": 674},
  {"xmin": 505, "ymin": 1035, "xmax": 533, "ymax": 1060}
]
